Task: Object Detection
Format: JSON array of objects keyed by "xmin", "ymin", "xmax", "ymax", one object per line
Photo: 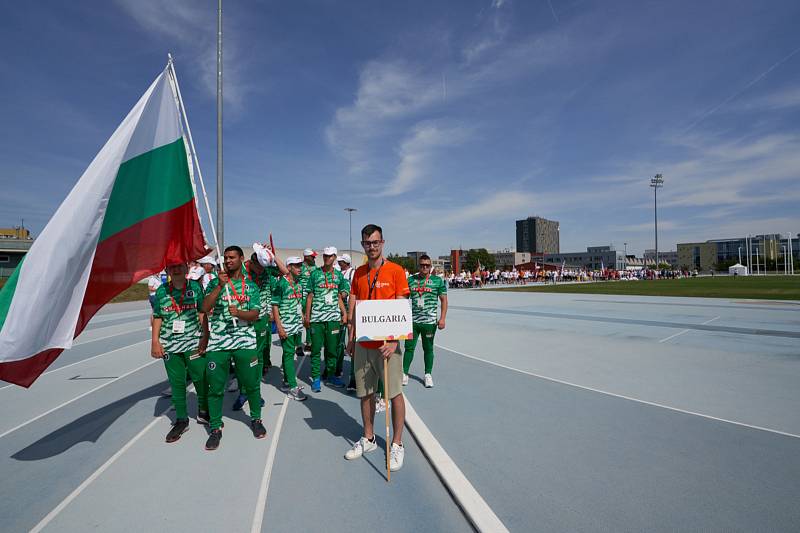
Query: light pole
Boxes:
[
  {"xmin": 650, "ymin": 174, "xmax": 664, "ymax": 269},
  {"xmin": 788, "ymin": 232, "xmax": 794, "ymax": 275},
  {"xmin": 344, "ymin": 208, "xmax": 357, "ymax": 254},
  {"xmin": 738, "ymin": 246, "xmax": 742, "ymax": 266},
  {"xmin": 624, "ymin": 242, "xmax": 628, "ymax": 271}
]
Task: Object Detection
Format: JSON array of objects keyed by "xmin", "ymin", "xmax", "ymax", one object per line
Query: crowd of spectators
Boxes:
[{"xmin": 440, "ymin": 266, "xmax": 700, "ymax": 288}]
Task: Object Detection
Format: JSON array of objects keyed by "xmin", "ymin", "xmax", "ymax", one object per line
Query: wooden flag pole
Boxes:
[{"xmin": 384, "ymin": 343, "xmax": 391, "ymax": 482}]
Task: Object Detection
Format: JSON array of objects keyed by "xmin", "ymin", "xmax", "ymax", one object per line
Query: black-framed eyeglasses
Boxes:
[{"xmin": 361, "ymin": 240, "xmax": 384, "ymax": 248}]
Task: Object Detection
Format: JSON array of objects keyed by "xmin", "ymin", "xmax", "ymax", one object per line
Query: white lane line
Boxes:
[
  {"xmin": 658, "ymin": 315, "xmax": 720, "ymax": 343},
  {"xmin": 405, "ymin": 398, "xmax": 510, "ymax": 533},
  {"xmin": 251, "ymin": 355, "xmax": 307, "ymax": 533},
  {"xmin": 29, "ymin": 411, "xmax": 169, "ymax": 532},
  {"xmin": 75, "ymin": 325, "xmax": 148, "ymax": 346},
  {"xmin": 437, "ymin": 343, "xmax": 800, "ymax": 440},
  {"xmin": 0, "ymin": 355, "xmax": 158, "ymax": 440},
  {"xmin": 0, "ymin": 340, "xmax": 150, "ymax": 393}
]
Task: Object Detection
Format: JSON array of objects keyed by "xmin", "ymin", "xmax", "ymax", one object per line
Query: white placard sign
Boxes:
[{"xmin": 355, "ymin": 299, "xmax": 413, "ymax": 342}]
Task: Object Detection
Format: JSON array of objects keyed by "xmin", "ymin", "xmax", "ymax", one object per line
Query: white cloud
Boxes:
[
  {"xmin": 380, "ymin": 122, "xmax": 471, "ymax": 197},
  {"xmin": 738, "ymin": 85, "xmax": 800, "ymax": 112},
  {"xmin": 325, "ymin": 60, "xmax": 443, "ymax": 174},
  {"xmin": 113, "ymin": 0, "xmax": 250, "ymax": 109}
]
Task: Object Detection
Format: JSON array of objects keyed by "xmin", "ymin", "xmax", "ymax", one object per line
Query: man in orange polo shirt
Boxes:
[{"xmin": 344, "ymin": 224, "xmax": 410, "ymax": 472}]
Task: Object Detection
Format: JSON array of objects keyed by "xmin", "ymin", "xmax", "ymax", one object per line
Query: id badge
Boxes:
[
  {"xmin": 416, "ymin": 298, "xmax": 424, "ymax": 308},
  {"xmin": 324, "ymin": 292, "xmax": 335, "ymax": 305},
  {"xmin": 172, "ymin": 320, "xmax": 186, "ymax": 333}
]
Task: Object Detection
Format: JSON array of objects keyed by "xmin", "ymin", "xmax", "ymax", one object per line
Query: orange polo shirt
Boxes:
[{"xmin": 351, "ymin": 259, "xmax": 410, "ymax": 348}]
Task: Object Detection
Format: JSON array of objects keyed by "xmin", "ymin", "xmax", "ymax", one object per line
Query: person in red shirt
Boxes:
[{"xmin": 344, "ymin": 224, "xmax": 410, "ymax": 472}]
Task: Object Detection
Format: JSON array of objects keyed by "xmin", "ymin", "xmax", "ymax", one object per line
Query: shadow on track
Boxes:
[{"xmin": 11, "ymin": 381, "xmax": 171, "ymax": 461}]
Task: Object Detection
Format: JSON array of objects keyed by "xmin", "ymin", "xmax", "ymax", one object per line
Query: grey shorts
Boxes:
[{"xmin": 353, "ymin": 342, "xmax": 403, "ymax": 399}]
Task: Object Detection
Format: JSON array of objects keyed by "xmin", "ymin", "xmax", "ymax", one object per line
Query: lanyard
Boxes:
[
  {"xmin": 228, "ymin": 276, "xmax": 245, "ymax": 301},
  {"xmin": 286, "ymin": 275, "xmax": 301, "ymax": 299},
  {"xmin": 367, "ymin": 259, "xmax": 385, "ymax": 300},
  {"xmin": 323, "ymin": 268, "xmax": 335, "ymax": 288},
  {"xmin": 169, "ymin": 283, "xmax": 187, "ymax": 314}
]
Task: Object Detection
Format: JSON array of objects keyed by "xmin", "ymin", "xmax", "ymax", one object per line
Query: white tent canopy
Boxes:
[{"xmin": 728, "ymin": 263, "xmax": 748, "ymax": 276}]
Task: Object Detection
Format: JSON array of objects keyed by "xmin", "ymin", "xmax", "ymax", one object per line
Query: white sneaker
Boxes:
[
  {"xmin": 345, "ymin": 436, "xmax": 378, "ymax": 460},
  {"xmin": 424, "ymin": 374, "xmax": 434, "ymax": 388},
  {"xmin": 375, "ymin": 398, "xmax": 386, "ymax": 413},
  {"xmin": 227, "ymin": 377, "xmax": 239, "ymax": 392},
  {"xmin": 390, "ymin": 442, "xmax": 405, "ymax": 471},
  {"xmin": 402, "ymin": 374, "xmax": 409, "ymax": 386}
]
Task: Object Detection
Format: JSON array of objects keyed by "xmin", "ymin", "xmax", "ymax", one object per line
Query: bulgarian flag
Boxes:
[{"xmin": 0, "ymin": 66, "xmax": 208, "ymax": 387}]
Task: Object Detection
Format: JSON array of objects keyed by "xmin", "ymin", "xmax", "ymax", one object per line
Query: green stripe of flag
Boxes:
[
  {"xmin": 0, "ymin": 257, "xmax": 25, "ymax": 332},
  {"xmin": 99, "ymin": 138, "xmax": 193, "ymax": 241}
]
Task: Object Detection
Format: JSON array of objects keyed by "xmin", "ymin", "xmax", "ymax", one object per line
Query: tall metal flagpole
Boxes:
[
  {"xmin": 168, "ymin": 55, "xmax": 236, "ymax": 326},
  {"xmin": 216, "ymin": 0, "xmax": 224, "ymax": 251}
]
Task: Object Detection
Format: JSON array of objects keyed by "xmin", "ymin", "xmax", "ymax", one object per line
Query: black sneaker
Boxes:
[
  {"xmin": 165, "ymin": 419, "xmax": 190, "ymax": 443},
  {"xmin": 197, "ymin": 411, "xmax": 209, "ymax": 425},
  {"xmin": 295, "ymin": 347, "xmax": 304, "ymax": 357},
  {"xmin": 251, "ymin": 419, "xmax": 267, "ymax": 439},
  {"xmin": 205, "ymin": 429, "xmax": 222, "ymax": 450}
]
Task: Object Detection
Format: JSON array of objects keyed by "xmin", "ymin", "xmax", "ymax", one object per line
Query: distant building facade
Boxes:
[
  {"xmin": 493, "ymin": 250, "xmax": 531, "ymax": 269},
  {"xmin": 542, "ymin": 245, "xmax": 625, "ymax": 271},
  {"xmin": 516, "ymin": 216, "xmax": 559, "ymax": 254},
  {"xmin": 677, "ymin": 234, "xmax": 799, "ymax": 271},
  {"xmin": 406, "ymin": 251, "xmax": 428, "ymax": 269},
  {"xmin": 643, "ymin": 249, "xmax": 678, "ymax": 266},
  {"xmin": 0, "ymin": 226, "xmax": 34, "ymax": 277}
]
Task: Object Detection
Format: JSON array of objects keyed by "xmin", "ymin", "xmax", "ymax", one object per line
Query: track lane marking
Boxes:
[
  {"xmin": 0, "ymin": 353, "xmax": 157, "ymax": 440},
  {"xmin": 405, "ymin": 398, "xmax": 509, "ymax": 533},
  {"xmin": 659, "ymin": 316, "xmax": 720, "ymax": 343},
  {"xmin": 75, "ymin": 325, "xmax": 149, "ymax": 346},
  {"xmin": 436, "ymin": 343, "xmax": 800, "ymax": 440},
  {"xmin": 0, "ymin": 340, "xmax": 150, "ymax": 393},
  {"xmin": 251, "ymin": 355, "xmax": 307, "ymax": 533},
  {"xmin": 28, "ymin": 385, "xmax": 192, "ymax": 532}
]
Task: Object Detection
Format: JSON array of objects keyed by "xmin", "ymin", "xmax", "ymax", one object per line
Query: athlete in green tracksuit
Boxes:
[
  {"xmin": 244, "ymin": 253, "xmax": 287, "ymax": 379},
  {"xmin": 201, "ymin": 246, "xmax": 266, "ymax": 450},
  {"xmin": 404, "ymin": 255, "xmax": 448, "ymax": 388},
  {"xmin": 151, "ymin": 262, "xmax": 209, "ymax": 443},
  {"xmin": 272, "ymin": 257, "xmax": 307, "ymax": 401},
  {"xmin": 299, "ymin": 250, "xmax": 319, "ymax": 351},
  {"xmin": 304, "ymin": 247, "xmax": 350, "ymax": 392}
]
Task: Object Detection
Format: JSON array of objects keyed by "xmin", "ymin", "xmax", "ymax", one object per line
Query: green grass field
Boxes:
[
  {"xmin": 490, "ymin": 276, "xmax": 800, "ymax": 301},
  {"xmin": 0, "ymin": 279, "xmax": 150, "ymax": 303}
]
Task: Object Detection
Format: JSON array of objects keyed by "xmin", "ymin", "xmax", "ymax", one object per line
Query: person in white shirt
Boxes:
[{"xmin": 336, "ymin": 254, "xmax": 356, "ymax": 389}]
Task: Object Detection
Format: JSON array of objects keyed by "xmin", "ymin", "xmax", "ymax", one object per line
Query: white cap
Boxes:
[
  {"xmin": 188, "ymin": 265, "xmax": 205, "ymax": 280},
  {"xmin": 286, "ymin": 256, "xmax": 303, "ymax": 266},
  {"xmin": 338, "ymin": 254, "xmax": 352, "ymax": 264},
  {"xmin": 323, "ymin": 246, "xmax": 337, "ymax": 256},
  {"xmin": 198, "ymin": 255, "xmax": 216, "ymax": 265},
  {"xmin": 253, "ymin": 242, "xmax": 276, "ymax": 267},
  {"xmin": 303, "ymin": 248, "xmax": 317, "ymax": 257}
]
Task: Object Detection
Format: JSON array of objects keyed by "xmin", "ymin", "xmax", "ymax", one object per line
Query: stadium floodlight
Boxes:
[
  {"xmin": 344, "ymin": 208, "xmax": 357, "ymax": 253},
  {"xmin": 649, "ymin": 174, "xmax": 664, "ymax": 267}
]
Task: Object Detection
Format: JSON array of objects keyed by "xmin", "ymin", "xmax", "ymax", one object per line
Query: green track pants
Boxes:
[
  {"xmin": 254, "ymin": 317, "xmax": 272, "ymax": 374},
  {"xmin": 205, "ymin": 349, "xmax": 261, "ymax": 430},
  {"xmin": 403, "ymin": 322, "xmax": 437, "ymax": 375},
  {"xmin": 163, "ymin": 350, "xmax": 208, "ymax": 419},
  {"xmin": 310, "ymin": 321, "xmax": 341, "ymax": 379},
  {"xmin": 281, "ymin": 332, "xmax": 303, "ymax": 388}
]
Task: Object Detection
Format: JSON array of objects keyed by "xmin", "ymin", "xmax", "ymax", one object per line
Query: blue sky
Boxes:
[{"xmin": 1, "ymin": 0, "xmax": 799, "ymax": 258}]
